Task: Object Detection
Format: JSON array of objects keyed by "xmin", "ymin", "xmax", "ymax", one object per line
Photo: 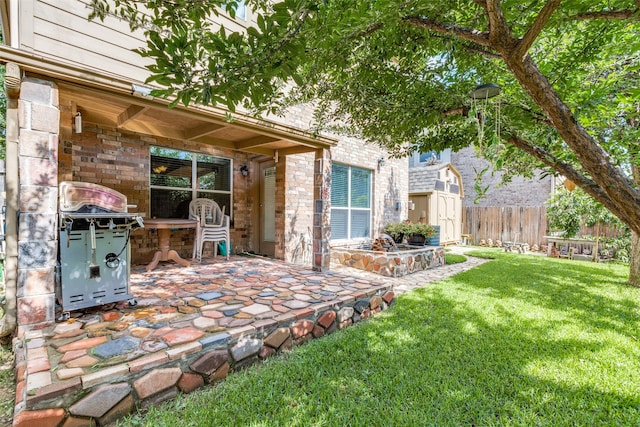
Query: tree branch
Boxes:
[
  {"xmin": 460, "ymin": 42, "xmax": 502, "ymax": 59},
  {"xmin": 514, "ymin": 0, "xmax": 562, "ymax": 59},
  {"xmin": 351, "ymin": 22, "xmax": 384, "ymax": 40},
  {"xmin": 442, "ymin": 107, "xmax": 467, "ymax": 116},
  {"xmin": 485, "ymin": 0, "xmax": 512, "ymax": 46},
  {"xmin": 403, "ymin": 16, "xmax": 490, "ymax": 46},
  {"xmin": 472, "ymin": 0, "xmax": 487, "ymax": 9},
  {"xmin": 572, "ymin": 9, "xmax": 639, "ymax": 20},
  {"xmin": 505, "ymin": 133, "xmax": 637, "ymax": 226}
]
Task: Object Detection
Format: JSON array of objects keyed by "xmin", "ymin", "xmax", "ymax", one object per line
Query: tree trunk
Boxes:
[
  {"xmin": 630, "ymin": 232, "xmax": 640, "ymax": 287},
  {"xmin": 630, "ymin": 142, "xmax": 640, "ymax": 287}
]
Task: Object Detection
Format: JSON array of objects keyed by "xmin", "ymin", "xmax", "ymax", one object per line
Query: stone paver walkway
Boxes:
[{"xmin": 13, "ymin": 249, "xmax": 489, "ymax": 426}]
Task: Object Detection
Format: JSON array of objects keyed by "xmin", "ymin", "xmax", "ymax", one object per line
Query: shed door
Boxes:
[{"xmin": 438, "ymin": 193, "xmax": 457, "ymax": 243}]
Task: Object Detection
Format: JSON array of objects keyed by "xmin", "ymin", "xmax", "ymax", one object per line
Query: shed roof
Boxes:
[{"xmin": 409, "ymin": 162, "xmax": 462, "ymax": 194}]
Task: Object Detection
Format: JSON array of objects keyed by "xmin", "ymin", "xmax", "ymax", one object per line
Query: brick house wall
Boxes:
[
  {"xmin": 330, "ymin": 137, "xmax": 408, "ymax": 237},
  {"xmin": 56, "ymin": 110, "xmax": 406, "ymax": 268},
  {"xmin": 451, "ymin": 146, "xmax": 553, "ymax": 207},
  {"xmin": 58, "ymin": 103, "xmax": 256, "ymax": 264},
  {"xmin": 282, "ymin": 142, "xmax": 408, "ymax": 263}
]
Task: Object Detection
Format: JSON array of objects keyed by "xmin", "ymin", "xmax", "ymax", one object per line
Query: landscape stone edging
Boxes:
[
  {"xmin": 13, "ymin": 289, "xmax": 395, "ymax": 426},
  {"xmin": 331, "ymin": 246, "xmax": 446, "ymax": 277}
]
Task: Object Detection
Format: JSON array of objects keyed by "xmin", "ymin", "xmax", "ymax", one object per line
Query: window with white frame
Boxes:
[
  {"xmin": 150, "ymin": 146, "xmax": 232, "ymax": 219},
  {"xmin": 330, "ymin": 164, "xmax": 371, "ymax": 240}
]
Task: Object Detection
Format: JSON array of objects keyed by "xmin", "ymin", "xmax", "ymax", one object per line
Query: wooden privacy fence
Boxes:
[
  {"xmin": 463, "ymin": 206, "xmax": 623, "ymax": 248},
  {"xmin": 463, "ymin": 206, "xmax": 548, "ymax": 247}
]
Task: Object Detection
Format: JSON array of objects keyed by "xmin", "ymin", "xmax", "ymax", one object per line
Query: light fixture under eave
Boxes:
[
  {"xmin": 131, "ymin": 83, "xmax": 154, "ymax": 98},
  {"xmin": 378, "ymin": 157, "xmax": 385, "ymax": 167},
  {"xmin": 74, "ymin": 112, "xmax": 82, "ymax": 134},
  {"xmin": 239, "ymin": 165, "xmax": 249, "ymax": 177},
  {"xmin": 468, "ymin": 83, "xmax": 502, "ymax": 99}
]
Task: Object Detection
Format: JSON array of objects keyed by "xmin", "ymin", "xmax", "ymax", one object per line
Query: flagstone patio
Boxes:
[{"xmin": 12, "ymin": 255, "xmax": 396, "ymax": 426}]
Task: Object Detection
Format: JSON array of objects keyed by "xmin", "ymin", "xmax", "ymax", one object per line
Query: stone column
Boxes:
[
  {"xmin": 274, "ymin": 156, "xmax": 286, "ymax": 260},
  {"xmin": 16, "ymin": 77, "xmax": 60, "ymax": 331},
  {"xmin": 312, "ymin": 149, "xmax": 331, "ymax": 271}
]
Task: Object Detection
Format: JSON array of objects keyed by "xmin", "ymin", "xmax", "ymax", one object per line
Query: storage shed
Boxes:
[{"xmin": 408, "ymin": 163, "xmax": 463, "ymax": 245}]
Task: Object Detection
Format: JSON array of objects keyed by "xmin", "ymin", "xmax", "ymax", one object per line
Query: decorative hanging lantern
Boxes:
[{"xmin": 468, "ymin": 83, "xmax": 502, "ymax": 149}]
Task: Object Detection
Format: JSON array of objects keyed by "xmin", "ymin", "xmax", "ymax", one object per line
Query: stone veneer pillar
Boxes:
[
  {"xmin": 16, "ymin": 77, "xmax": 60, "ymax": 331},
  {"xmin": 312, "ymin": 149, "xmax": 331, "ymax": 271}
]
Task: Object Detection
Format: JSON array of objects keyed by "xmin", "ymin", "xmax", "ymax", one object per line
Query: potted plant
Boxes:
[
  {"xmin": 406, "ymin": 223, "xmax": 435, "ymax": 246},
  {"xmin": 383, "ymin": 222, "xmax": 412, "ymax": 243}
]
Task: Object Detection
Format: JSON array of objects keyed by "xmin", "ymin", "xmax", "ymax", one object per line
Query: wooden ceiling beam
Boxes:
[
  {"xmin": 278, "ymin": 146, "xmax": 317, "ymax": 156},
  {"xmin": 183, "ymin": 123, "xmax": 225, "ymax": 140},
  {"xmin": 234, "ymin": 135, "xmax": 280, "ymax": 150},
  {"xmin": 236, "ymin": 146, "xmax": 275, "ymax": 156},
  {"xmin": 116, "ymin": 104, "xmax": 148, "ymax": 127}
]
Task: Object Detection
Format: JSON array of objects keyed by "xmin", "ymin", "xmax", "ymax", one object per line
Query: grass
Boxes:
[
  {"xmin": 444, "ymin": 253, "xmax": 467, "ymax": 264},
  {"xmin": 116, "ymin": 253, "xmax": 637, "ymax": 425},
  {"xmin": 121, "ymin": 252, "xmax": 640, "ymax": 426},
  {"xmin": 0, "ymin": 259, "xmax": 11, "ymax": 427},
  {"xmin": 0, "ymin": 338, "xmax": 13, "ymax": 426}
]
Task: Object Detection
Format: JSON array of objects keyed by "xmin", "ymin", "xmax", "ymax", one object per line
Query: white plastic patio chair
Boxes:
[{"xmin": 188, "ymin": 198, "xmax": 230, "ymax": 261}]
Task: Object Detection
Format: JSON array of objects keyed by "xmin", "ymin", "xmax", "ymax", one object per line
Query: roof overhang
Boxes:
[{"xmin": 0, "ymin": 45, "xmax": 337, "ymax": 157}]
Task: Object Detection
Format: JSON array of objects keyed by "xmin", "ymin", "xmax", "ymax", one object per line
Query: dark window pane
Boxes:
[
  {"xmin": 151, "ymin": 146, "xmax": 233, "ymax": 219},
  {"xmin": 197, "ymin": 192, "xmax": 231, "ymax": 217},
  {"xmin": 197, "ymin": 155, "xmax": 231, "ymax": 191},
  {"xmin": 151, "ymin": 188, "xmax": 191, "ymax": 219},
  {"xmin": 150, "ymin": 147, "xmax": 193, "ymax": 188}
]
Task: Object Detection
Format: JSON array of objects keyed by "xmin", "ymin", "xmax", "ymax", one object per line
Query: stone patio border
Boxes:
[{"xmin": 12, "ymin": 284, "xmax": 394, "ymax": 426}]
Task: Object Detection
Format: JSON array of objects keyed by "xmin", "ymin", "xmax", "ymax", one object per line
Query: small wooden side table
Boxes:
[{"xmin": 144, "ymin": 218, "xmax": 198, "ymax": 272}]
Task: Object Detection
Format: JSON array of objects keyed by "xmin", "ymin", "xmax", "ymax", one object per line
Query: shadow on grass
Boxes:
[
  {"xmin": 128, "ymin": 255, "xmax": 640, "ymax": 426},
  {"xmin": 457, "ymin": 252, "xmax": 638, "ymax": 336}
]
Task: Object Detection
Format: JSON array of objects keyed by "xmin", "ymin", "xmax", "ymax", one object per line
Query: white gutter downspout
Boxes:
[
  {"xmin": 0, "ymin": 62, "xmax": 20, "ymax": 337},
  {"xmin": 9, "ymin": 0, "xmax": 18, "ymax": 48}
]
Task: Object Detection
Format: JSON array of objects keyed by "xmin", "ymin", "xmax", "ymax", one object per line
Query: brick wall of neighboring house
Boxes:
[
  {"xmin": 58, "ymin": 105, "xmax": 255, "ymax": 264},
  {"xmin": 451, "ymin": 146, "xmax": 554, "ymax": 207}
]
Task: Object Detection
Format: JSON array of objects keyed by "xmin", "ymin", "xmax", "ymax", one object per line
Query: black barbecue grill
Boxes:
[{"xmin": 56, "ymin": 182, "xmax": 143, "ymax": 317}]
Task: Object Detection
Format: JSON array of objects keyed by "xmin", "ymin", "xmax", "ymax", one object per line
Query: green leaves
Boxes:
[
  {"xmin": 545, "ymin": 187, "xmax": 628, "ymax": 238},
  {"xmin": 87, "ymin": 0, "xmax": 640, "ymax": 234}
]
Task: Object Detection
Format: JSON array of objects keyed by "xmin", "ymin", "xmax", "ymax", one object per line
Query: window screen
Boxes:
[{"xmin": 330, "ymin": 164, "xmax": 371, "ymax": 240}]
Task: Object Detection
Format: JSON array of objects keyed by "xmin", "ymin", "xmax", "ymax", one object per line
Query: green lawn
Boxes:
[{"xmin": 122, "ymin": 253, "xmax": 640, "ymax": 426}]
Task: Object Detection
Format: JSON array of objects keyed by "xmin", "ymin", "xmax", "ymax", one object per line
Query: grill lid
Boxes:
[{"xmin": 60, "ymin": 181, "xmax": 128, "ymax": 213}]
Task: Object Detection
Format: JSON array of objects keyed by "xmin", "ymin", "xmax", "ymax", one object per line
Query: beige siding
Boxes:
[{"xmin": 19, "ymin": 0, "xmax": 249, "ymax": 84}]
